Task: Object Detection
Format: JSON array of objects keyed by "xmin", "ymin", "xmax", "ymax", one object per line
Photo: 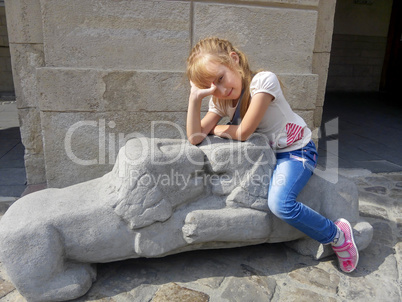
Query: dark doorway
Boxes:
[{"xmin": 381, "ymin": 0, "xmax": 402, "ymax": 104}]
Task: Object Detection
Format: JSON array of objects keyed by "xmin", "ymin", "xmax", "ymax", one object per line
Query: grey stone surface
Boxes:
[
  {"xmin": 0, "ymin": 135, "xmax": 371, "ymax": 301},
  {"xmin": 312, "ymin": 52, "xmax": 331, "ymax": 107},
  {"xmin": 35, "ymin": 67, "xmax": 319, "ymax": 188},
  {"xmin": 295, "ymin": 110, "xmax": 315, "ymax": 131},
  {"xmin": 278, "ymin": 74, "xmax": 318, "ymax": 110},
  {"xmin": 314, "ymin": 0, "xmax": 336, "ymax": 53},
  {"xmin": 9, "ymin": 44, "xmax": 44, "ymax": 109},
  {"xmin": 152, "ymin": 283, "xmax": 209, "ymax": 302},
  {"xmin": 18, "ymin": 108, "xmax": 45, "ymax": 184},
  {"xmin": 37, "ymin": 68, "xmax": 192, "ymax": 112},
  {"xmin": 40, "ymin": 0, "xmax": 190, "ymax": 70},
  {"xmin": 37, "ymin": 68, "xmax": 318, "ymax": 113},
  {"xmin": 4, "ymin": 0, "xmax": 43, "ymax": 44},
  {"xmin": 40, "ymin": 111, "xmax": 188, "ymax": 188},
  {"xmin": 193, "ymin": 3, "xmax": 317, "ymax": 74}
]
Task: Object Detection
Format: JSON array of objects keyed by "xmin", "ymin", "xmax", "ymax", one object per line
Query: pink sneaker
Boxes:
[{"xmin": 332, "ymin": 218, "xmax": 359, "ymax": 273}]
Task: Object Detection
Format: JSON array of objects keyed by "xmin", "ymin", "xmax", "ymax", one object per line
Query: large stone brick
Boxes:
[
  {"xmin": 295, "ymin": 110, "xmax": 314, "ymax": 131},
  {"xmin": 312, "ymin": 52, "xmax": 331, "ymax": 107},
  {"xmin": 18, "ymin": 108, "xmax": 46, "ymax": 184},
  {"xmin": 4, "ymin": 0, "xmax": 43, "ymax": 43},
  {"xmin": 37, "ymin": 68, "xmax": 316, "ymax": 113},
  {"xmin": 236, "ymin": 0, "xmax": 319, "ymax": 5},
  {"xmin": 18, "ymin": 108, "xmax": 43, "ymax": 155},
  {"xmin": 40, "ymin": 0, "xmax": 191, "ymax": 70},
  {"xmin": 314, "ymin": 0, "xmax": 336, "ymax": 52},
  {"xmin": 313, "ymin": 106, "xmax": 323, "ymax": 129},
  {"xmin": 40, "ymin": 111, "xmax": 188, "ymax": 187},
  {"xmin": 37, "ymin": 68, "xmax": 193, "ymax": 112},
  {"xmin": 24, "ymin": 153, "xmax": 46, "ymax": 185},
  {"xmin": 279, "ymin": 74, "xmax": 318, "ymax": 110},
  {"xmin": 193, "ymin": 3, "xmax": 317, "ymax": 73},
  {"xmin": 9, "ymin": 44, "xmax": 44, "ymax": 108}
]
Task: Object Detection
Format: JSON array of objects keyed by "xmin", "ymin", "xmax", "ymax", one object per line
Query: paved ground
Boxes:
[
  {"xmin": 0, "ymin": 97, "xmax": 25, "ymax": 200},
  {"xmin": 0, "ymin": 92, "xmax": 401, "ymax": 301},
  {"xmin": 317, "ymin": 92, "xmax": 402, "ymax": 173}
]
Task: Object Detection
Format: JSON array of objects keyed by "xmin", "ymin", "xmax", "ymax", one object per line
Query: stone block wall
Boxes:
[
  {"xmin": 327, "ymin": 34, "xmax": 388, "ymax": 92},
  {"xmin": 326, "ymin": 0, "xmax": 393, "ymax": 92},
  {"xmin": 0, "ymin": 4, "xmax": 13, "ymax": 92},
  {"xmin": 5, "ymin": 0, "xmax": 336, "ymax": 188}
]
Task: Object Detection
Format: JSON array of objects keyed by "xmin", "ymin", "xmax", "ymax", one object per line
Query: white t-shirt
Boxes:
[{"xmin": 208, "ymin": 71, "xmax": 312, "ymax": 153}]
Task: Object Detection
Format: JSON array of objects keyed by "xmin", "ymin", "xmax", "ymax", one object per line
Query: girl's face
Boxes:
[{"xmin": 205, "ymin": 55, "xmax": 242, "ymax": 100}]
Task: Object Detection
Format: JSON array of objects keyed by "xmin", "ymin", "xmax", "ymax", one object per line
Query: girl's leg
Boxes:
[{"xmin": 268, "ymin": 155, "xmax": 337, "ymax": 244}]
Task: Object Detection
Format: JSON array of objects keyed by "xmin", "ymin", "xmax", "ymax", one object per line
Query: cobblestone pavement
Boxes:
[{"xmin": 0, "ymin": 170, "xmax": 400, "ymax": 302}]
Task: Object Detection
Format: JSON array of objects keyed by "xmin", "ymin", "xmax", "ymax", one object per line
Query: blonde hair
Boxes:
[{"xmin": 186, "ymin": 37, "xmax": 254, "ymax": 119}]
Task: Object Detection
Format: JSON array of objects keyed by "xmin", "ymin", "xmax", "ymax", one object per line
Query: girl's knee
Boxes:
[
  {"xmin": 267, "ymin": 196, "xmax": 285, "ymax": 219},
  {"xmin": 267, "ymin": 195, "xmax": 299, "ymax": 221}
]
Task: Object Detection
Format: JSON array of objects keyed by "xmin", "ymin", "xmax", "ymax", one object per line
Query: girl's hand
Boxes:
[
  {"xmin": 186, "ymin": 81, "xmax": 221, "ymax": 145},
  {"xmin": 189, "ymin": 81, "xmax": 216, "ymax": 101}
]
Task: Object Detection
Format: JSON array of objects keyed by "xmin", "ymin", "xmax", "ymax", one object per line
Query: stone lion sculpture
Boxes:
[{"xmin": 0, "ymin": 135, "xmax": 373, "ymax": 301}]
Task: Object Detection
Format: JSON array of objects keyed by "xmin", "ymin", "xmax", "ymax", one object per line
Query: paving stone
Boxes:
[
  {"xmin": 371, "ymin": 221, "xmax": 394, "ymax": 246},
  {"xmin": 0, "ymin": 128, "xmax": 20, "ymax": 142},
  {"xmin": 353, "ymin": 178, "xmax": 370, "ymax": 186},
  {"xmin": 0, "ymin": 103, "xmax": 19, "ymax": 130},
  {"xmin": 0, "ymin": 290, "xmax": 25, "ymax": 302},
  {"xmin": 278, "ymin": 287, "xmax": 336, "ymax": 302},
  {"xmin": 395, "ymin": 242, "xmax": 402, "ymax": 287},
  {"xmin": 344, "ymin": 254, "xmax": 400, "ymax": 301},
  {"xmin": 0, "ymin": 278, "xmax": 14, "ymax": 298},
  {"xmin": 289, "ymin": 266, "xmax": 340, "ymax": 294},
  {"xmin": 0, "ymin": 168, "xmax": 26, "ymax": 186},
  {"xmin": 338, "ymin": 168, "xmax": 372, "ymax": 178},
  {"xmin": 0, "ymin": 143, "xmax": 25, "ymax": 169},
  {"xmin": 382, "ymin": 173, "xmax": 402, "ymax": 182},
  {"xmin": 354, "ymin": 160, "xmax": 402, "ymax": 173},
  {"xmin": 396, "ymin": 220, "xmax": 402, "ymax": 241},
  {"xmin": 358, "ymin": 190, "xmax": 394, "ymax": 207},
  {"xmin": 151, "ymin": 283, "xmax": 209, "ymax": 302},
  {"xmin": 359, "ymin": 204, "xmax": 389, "ymax": 220},
  {"xmin": 196, "ymin": 276, "xmax": 225, "ymax": 290},
  {"xmin": 389, "ymin": 188, "xmax": 402, "ymax": 199},
  {"xmin": 0, "ymin": 197, "xmax": 16, "ymax": 203},
  {"xmin": 0, "ymin": 140, "xmax": 19, "ymax": 159},
  {"xmin": 0, "ymin": 185, "xmax": 26, "ymax": 198},
  {"xmin": 364, "ymin": 176, "xmax": 395, "ymax": 189},
  {"xmin": 0, "ymin": 201, "xmax": 13, "ymax": 216},
  {"xmin": 363, "ymin": 186, "xmax": 387, "ymax": 195},
  {"xmin": 220, "ymin": 274, "xmax": 276, "ymax": 302}
]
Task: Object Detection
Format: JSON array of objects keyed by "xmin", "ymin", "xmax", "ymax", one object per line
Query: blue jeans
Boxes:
[{"xmin": 268, "ymin": 141, "xmax": 337, "ymax": 244}]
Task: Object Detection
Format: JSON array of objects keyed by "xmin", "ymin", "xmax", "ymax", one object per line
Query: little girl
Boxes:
[{"xmin": 186, "ymin": 37, "xmax": 359, "ymax": 273}]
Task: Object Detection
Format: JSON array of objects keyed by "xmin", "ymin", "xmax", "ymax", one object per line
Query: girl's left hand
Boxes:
[{"xmin": 189, "ymin": 81, "xmax": 217, "ymax": 102}]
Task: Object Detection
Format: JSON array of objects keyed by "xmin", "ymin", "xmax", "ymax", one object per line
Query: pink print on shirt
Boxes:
[{"xmin": 286, "ymin": 123, "xmax": 304, "ymax": 146}]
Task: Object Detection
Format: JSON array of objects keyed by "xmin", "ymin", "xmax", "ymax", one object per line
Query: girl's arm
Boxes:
[
  {"xmin": 211, "ymin": 92, "xmax": 273, "ymax": 141},
  {"xmin": 187, "ymin": 82, "xmax": 222, "ymax": 145}
]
